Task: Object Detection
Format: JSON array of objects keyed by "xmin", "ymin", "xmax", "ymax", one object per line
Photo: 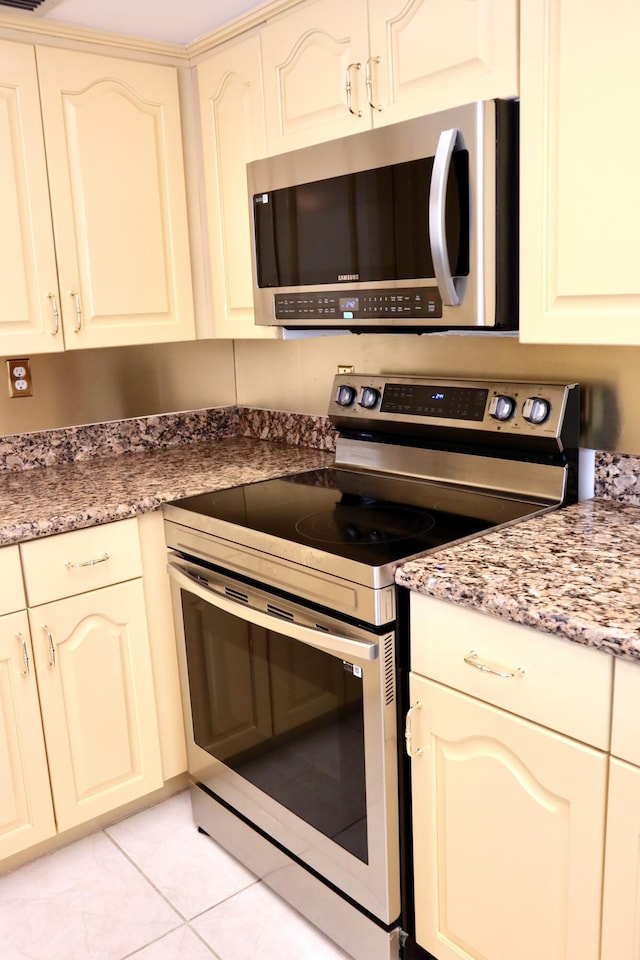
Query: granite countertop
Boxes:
[
  {"xmin": 0, "ymin": 437, "xmax": 333, "ymax": 546},
  {"xmin": 396, "ymin": 498, "xmax": 640, "ymax": 662}
]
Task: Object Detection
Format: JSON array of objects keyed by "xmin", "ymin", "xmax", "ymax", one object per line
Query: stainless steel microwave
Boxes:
[{"xmin": 247, "ymin": 99, "xmax": 518, "ymax": 332}]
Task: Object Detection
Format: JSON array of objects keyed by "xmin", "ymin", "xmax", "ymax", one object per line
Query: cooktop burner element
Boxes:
[{"xmin": 164, "ymin": 375, "xmax": 580, "ymax": 624}]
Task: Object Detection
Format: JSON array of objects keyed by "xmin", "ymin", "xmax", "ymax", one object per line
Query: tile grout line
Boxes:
[{"xmin": 102, "ymin": 823, "xmax": 262, "ymax": 956}]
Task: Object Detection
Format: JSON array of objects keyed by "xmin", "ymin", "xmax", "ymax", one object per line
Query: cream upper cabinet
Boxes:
[
  {"xmin": 197, "ymin": 34, "xmax": 278, "ymax": 339},
  {"xmin": 0, "ymin": 40, "xmax": 64, "ymax": 354},
  {"xmin": 519, "ymin": 0, "xmax": 640, "ymax": 344},
  {"xmin": 32, "ymin": 45, "xmax": 195, "ymax": 350},
  {"xmin": 261, "ymin": 0, "xmax": 370, "ymax": 153},
  {"xmin": 408, "ymin": 594, "xmax": 610, "ymax": 960},
  {"xmin": 261, "ymin": 0, "xmax": 518, "ymax": 153},
  {"xmin": 368, "ymin": 0, "xmax": 518, "ymax": 128},
  {"xmin": 0, "ymin": 610, "xmax": 56, "ymax": 860}
]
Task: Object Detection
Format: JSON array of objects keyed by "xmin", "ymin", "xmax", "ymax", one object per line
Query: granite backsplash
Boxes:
[
  {"xmin": 1, "ymin": 407, "xmax": 638, "ymax": 505},
  {"xmin": 0, "ymin": 407, "xmax": 336, "ymax": 473}
]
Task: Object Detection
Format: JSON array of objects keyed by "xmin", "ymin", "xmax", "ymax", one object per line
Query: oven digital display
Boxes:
[{"xmin": 380, "ymin": 384, "xmax": 489, "ymax": 421}]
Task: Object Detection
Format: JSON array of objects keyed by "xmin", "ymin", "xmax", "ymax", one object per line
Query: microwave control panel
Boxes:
[{"xmin": 273, "ymin": 288, "xmax": 443, "ymax": 321}]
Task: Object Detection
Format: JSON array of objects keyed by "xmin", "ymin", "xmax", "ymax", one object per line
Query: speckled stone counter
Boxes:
[
  {"xmin": 0, "ymin": 406, "xmax": 336, "ymax": 546},
  {"xmin": 396, "ymin": 498, "xmax": 640, "ymax": 662},
  {"xmin": 0, "ymin": 437, "xmax": 333, "ymax": 546}
]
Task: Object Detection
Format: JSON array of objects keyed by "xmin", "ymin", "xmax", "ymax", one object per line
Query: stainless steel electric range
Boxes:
[{"xmin": 163, "ymin": 374, "xmax": 580, "ymax": 960}]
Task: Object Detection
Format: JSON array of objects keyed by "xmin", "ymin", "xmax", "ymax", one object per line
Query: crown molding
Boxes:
[
  {"xmin": 186, "ymin": 0, "xmax": 303, "ymax": 60},
  {"xmin": 0, "ymin": 12, "xmax": 189, "ymax": 61},
  {"xmin": 0, "ymin": 0, "xmax": 305, "ymax": 63}
]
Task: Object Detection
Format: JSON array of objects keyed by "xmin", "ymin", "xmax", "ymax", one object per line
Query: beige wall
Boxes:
[
  {"xmin": 1, "ymin": 333, "xmax": 636, "ymax": 455},
  {"xmin": 0, "ymin": 339, "xmax": 236, "ymax": 436},
  {"xmin": 234, "ymin": 334, "xmax": 639, "ymax": 454}
]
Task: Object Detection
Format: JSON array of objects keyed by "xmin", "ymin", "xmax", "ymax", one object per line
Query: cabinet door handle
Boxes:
[
  {"xmin": 365, "ymin": 56, "xmax": 382, "ymax": 111},
  {"xmin": 345, "ymin": 62, "xmax": 362, "ymax": 117},
  {"xmin": 42, "ymin": 625, "xmax": 56, "ymax": 668},
  {"xmin": 65, "ymin": 552, "xmax": 110, "ymax": 570},
  {"xmin": 70, "ymin": 291, "xmax": 82, "ymax": 332},
  {"xmin": 17, "ymin": 633, "xmax": 30, "ymax": 677},
  {"xmin": 464, "ymin": 650, "xmax": 525, "ymax": 679},
  {"xmin": 404, "ymin": 700, "xmax": 423, "ymax": 757},
  {"xmin": 47, "ymin": 293, "xmax": 60, "ymax": 336}
]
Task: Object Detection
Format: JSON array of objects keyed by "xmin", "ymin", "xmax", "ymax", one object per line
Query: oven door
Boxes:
[{"xmin": 167, "ymin": 554, "xmax": 400, "ymax": 925}]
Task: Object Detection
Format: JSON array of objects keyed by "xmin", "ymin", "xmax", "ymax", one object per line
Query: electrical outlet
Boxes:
[
  {"xmin": 7, "ymin": 358, "xmax": 33, "ymax": 398},
  {"xmin": 337, "ymin": 365, "xmax": 355, "ymax": 374}
]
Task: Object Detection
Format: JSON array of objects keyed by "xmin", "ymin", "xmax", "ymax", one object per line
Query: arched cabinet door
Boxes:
[
  {"xmin": 197, "ymin": 34, "xmax": 278, "ymax": 339},
  {"xmin": 369, "ymin": 0, "xmax": 518, "ymax": 127},
  {"xmin": 0, "ymin": 611, "xmax": 56, "ymax": 859},
  {"xmin": 35, "ymin": 46, "xmax": 195, "ymax": 349},
  {"xmin": 408, "ymin": 675, "xmax": 606, "ymax": 960},
  {"xmin": 29, "ymin": 580, "xmax": 162, "ymax": 832},
  {"xmin": 0, "ymin": 40, "xmax": 64, "ymax": 354},
  {"xmin": 261, "ymin": 0, "xmax": 370, "ymax": 153}
]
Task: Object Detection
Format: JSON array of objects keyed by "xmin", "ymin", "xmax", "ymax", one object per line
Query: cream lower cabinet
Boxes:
[
  {"xmin": 601, "ymin": 759, "xmax": 640, "ymax": 958},
  {"xmin": 197, "ymin": 34, "xmax": 278, "ymax": 339},
  {"xmin": 0, "ymin": 547, "xmax": 54, "ymax": 860},
  {"xmin": 0, "ymin": 610, "xmax": 56, "ymax": 859},
  {"xmin": 601, "ymin": 658, "xmax": 640, "ymax": 958},
  {"xmin": 409, "ymin": 676, "xmax": 607, "ymax": 960},
  {"xmin": 0, "ymin": 38, "xmax": 195, "ymax": 354},
  {"xmin": 16, "ymin": 521, "xmax": 164, "ymax": 837},
  {"xmin": 27, "ymin": 581, "xmax": 163, "ymax": 833},
  {"xmin": 520, "ymin": 0, "xmax": 640, "ymax": 344},
  {"xmin": 408, "ymin": 593, "xmax": 612, "ymax": 960},
  {"xmin": 260, "ymin": 0, "xmax": 518, "ymax": 153}
]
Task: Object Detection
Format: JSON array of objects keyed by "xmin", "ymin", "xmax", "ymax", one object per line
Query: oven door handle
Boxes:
[{"xmin": 167, "ymin": 562, "xmax": 379, "ymax": 662}]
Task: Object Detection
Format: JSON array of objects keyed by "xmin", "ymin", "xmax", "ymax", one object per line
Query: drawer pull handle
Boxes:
[
  {"xmin": 42, "ymin": 625, "xmax": 56, "ymax": 669},
  {"xmin": 65, "ymin": 552, "xmax": 110, "ymax": 570},
  {"xmin": 17, "ymin": 633, "xmax": 30, "ymax": 677},
  {"xmin": 405, "ymin": 700, "xmax": 423, "ymax": 758},
  {"xmin": 464, "ymin": 650, "xmax": 525, "ymax": 679}
]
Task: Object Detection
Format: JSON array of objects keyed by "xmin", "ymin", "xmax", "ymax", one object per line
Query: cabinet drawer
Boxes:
[
  {"xmin": 410, "ymin": 593, "xmax": 613, "ymax": 750},
  {"xmin": 611, "ymin": 658, "xmax": 640, "ymax": 766},
  {"xmin": 0, "ymin": 545, "xmax": 25, "ymax": 614},
  {"xmin": 20, "ymin": 520, "xmax": 142, "ymax": 606}
]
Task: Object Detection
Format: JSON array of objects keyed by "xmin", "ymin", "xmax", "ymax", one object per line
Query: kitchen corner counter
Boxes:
[
  {"xmin": 0, "ymin": 437, "xmax": 334, "ymax": 547},
  {"xmin": 396, "ymin": 498, "xmax": 640, "ymax": 662}
]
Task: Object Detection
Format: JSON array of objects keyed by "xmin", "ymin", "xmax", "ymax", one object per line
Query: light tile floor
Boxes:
[{"xmin": 0, "ymin": 790, "xmax": 352, "ymax": 960}]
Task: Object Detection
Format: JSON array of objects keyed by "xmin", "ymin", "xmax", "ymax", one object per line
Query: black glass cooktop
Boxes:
[{"xmin": 170, "ymin": 468, "xmax": 544, "ymax": 569}]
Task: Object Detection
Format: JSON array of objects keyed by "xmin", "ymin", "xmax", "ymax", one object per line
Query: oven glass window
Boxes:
[{"xmin": 181, "ymin": 591, "xmax": 369, "ymax": 864}]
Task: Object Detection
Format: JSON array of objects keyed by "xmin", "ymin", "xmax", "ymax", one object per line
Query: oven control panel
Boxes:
[{"xmin": 329, "ymin": 374, "xmax": 580, "ymax": 446}]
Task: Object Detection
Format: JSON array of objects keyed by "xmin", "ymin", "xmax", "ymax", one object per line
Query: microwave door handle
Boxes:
[
  {"xmin": 167, "ymin": 562, "xmax": 379, "ymax": 662},
  {"xmin": 429, "ymin": 127, "xmax": 462, "ymax": 306}
]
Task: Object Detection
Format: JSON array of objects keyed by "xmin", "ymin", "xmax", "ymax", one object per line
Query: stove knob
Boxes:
[
  {"xmin": 488, "ymin": 394, "xmax": 516, "ymax": 422},
  {"xmin": 359, "ymin": 386, "xmax": 381, "ymax": 409},
  {"xmin": 336, "ymin": 384, "xmax": 357, "ymax": 407},
  {"xmin": 523, "ymin": 396, "xmax": 551, "ymax": 425}
]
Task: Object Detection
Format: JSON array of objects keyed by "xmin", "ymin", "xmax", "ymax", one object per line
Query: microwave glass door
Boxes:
[{"xmin": 253, "ymin": 153, "xmax": 470, "ymax": 288}]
